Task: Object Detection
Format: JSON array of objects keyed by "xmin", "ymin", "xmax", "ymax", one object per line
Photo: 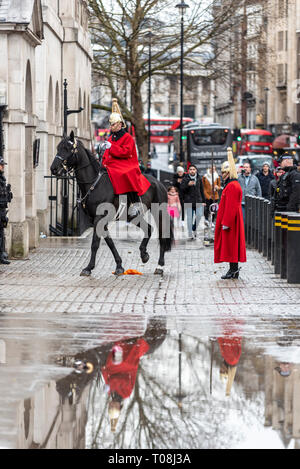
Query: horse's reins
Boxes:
[{"xmin": 56, "ymin": 138, "xmax": 104, "ymax": 210}]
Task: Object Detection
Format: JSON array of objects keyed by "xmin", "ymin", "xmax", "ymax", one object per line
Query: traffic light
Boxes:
[{"xmin": 233, "ymin": 129, "xmax": 242, "ymax": 141}]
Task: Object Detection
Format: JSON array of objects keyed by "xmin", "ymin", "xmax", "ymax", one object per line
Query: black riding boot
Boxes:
[{"xmin": 221, "ymin": 263, "xmax": 240, "ymax": 280}]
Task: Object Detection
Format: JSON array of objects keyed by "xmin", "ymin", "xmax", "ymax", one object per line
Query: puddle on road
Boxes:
[{"xmin": 2, "ymin": 316, "xmax": 300, "ymax": 450}]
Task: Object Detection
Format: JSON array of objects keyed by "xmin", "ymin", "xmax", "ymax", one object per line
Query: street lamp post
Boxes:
[
  {"xmin": 0, "ymin": 84, "xmax": 7, "ymax": 161},
  {"xmin": 176, "ymin": 1, "xmax": 189, "ymax": 164},
  {"xmin": 264, "ymin": 87, "xmax": 270, "ymax": 129}
]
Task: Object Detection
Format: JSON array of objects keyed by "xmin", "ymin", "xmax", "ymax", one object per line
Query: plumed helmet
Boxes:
[
  {"xmin": 109, "ymin": 98, "xmax": 126, "ymax": 128},
  {"xmin": 221, "ymin": 147, "xmax": 238, "ymax": 180},
  {"xmin": 108, "ymin": 403, "xmax": 121, "ymax": 433}
]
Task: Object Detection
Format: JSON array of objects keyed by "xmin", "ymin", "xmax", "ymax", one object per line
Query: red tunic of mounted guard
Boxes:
[
  {"xmin": 214, "ymin": 180, "xmax": 247, "ymax": 264},
  {"xmin": 101, "ymin": 338, "xmax": 150, "ymax": 399},
  {"xmin": 102, "ymin": 131, "xmax": 151, "ymax": 196}
]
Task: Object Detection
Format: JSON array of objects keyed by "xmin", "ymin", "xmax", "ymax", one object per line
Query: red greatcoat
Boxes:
[
  {"xmin": 102, "ymin": 131, "xmax": 151, "ymax": 196},
  {"xmin": 214, "ymin": 180, "xmax": 247, "ymax": 264},
  {"xmin": 218, "ymin": 336, "xmax": 242, "ymax": 366},
  {"xmin": 101, "ymin": 338, "xmax": 149, "ymax": 399}
]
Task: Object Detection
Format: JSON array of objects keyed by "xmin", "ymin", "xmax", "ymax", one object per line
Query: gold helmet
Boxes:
[
  {"xmin": 109, "ymin": 98, "xmax": 126, "ymax": 128},
  {"xmin": 221, "ymin": 147, "xmax": 238, "ymax": 180}
]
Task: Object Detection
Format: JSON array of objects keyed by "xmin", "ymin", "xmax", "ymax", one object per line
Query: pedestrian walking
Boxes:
[
  {"xmin": 272, "ymin": 153, "xmax": 300, "ymax": 214},
  {"xmin": 214, "ymin": 149, "xmax": 246, "ymax": 279},
  {"xmin": 181, "ymin": 165, "xmax": 205, "ymax": 240},
  {"xmin": 256, "ymin": 161, "xmax": 274, "ymax": 200},
  {"xmin": 173, "ymin": 166, "xmax": 186, "ymax": 227},
  {"xmin": 202, "ymin": 165, "xmax": 221, "ymax": 224},
  {"xmin": 167, "ymin": 186, "xmax": 181, "ymax": 221},
  {"xmin": 0, "ymin": 157, "xmax": 13, "ymax": 265},
  {"xmin": 238, "ymin": 161, "xmax": 262, "ymax": 221}
]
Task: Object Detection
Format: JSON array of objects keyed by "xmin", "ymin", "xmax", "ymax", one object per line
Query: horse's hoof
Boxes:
[
  {"xmin": 114, "ymin": 267, "xmax": 125, "ymax": 276},
  {"xmin": 141, "ymin": 253, "xmax": 150, "ymax": 264},
  {"xmin": 80, "ymin": 269, "xmax": 91, "ymax": 277},
  {"xmin": 154, "ymin": 268, "xmax": 164, "ymax": 275}
]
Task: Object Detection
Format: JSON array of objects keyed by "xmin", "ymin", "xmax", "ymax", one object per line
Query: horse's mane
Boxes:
[{"xmin": 77, "ymin": 140, "xmax": 101, "ymax": 174}]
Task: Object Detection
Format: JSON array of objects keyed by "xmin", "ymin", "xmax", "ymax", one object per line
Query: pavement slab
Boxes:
[{"xmin": 0, "ymin": 224, "xmax": 300, "ymax": 449}]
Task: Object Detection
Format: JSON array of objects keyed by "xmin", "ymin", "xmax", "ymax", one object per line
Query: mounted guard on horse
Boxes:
[
  {"xmin": 50, "ymin": 100, "xmax": 174, "ymax": 277},
  {"xmin": 101, "ymin": 99, "xmax": 150, "ymax": 218}
]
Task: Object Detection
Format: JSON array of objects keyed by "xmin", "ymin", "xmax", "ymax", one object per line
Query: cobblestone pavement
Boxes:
[{"xmin": 0, "ymin": 223, "xmax": 300, "ymax": 448}]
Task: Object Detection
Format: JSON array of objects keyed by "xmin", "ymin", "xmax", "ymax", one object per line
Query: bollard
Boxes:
[
  {"xmin": 267, "ymin": 202, "xmax": 272, "ymax": 261},
  {"xmin": 247, "ymin": 196, "xmax": 253, "ymax": 246},
  {"xmin": 280, "ymin": 214, "xmax": 288, "ymax": 279},
  {"xmin": 246, "ymin": 195, "xmax": 253, "ymax": 246},
  {"xmin": 245, "ymin": 195, "xmax": 249, "ymax": 245},
  {"xmin": 274, "ymin": 212, "xmax": 282, "ymax": 275},
  {"xmin": 258, "ymin": 198, "xmax": 264, "ymax": 253},
  {"xmin": 262, "ymin": 199, "xmax": 268, "ymax": 257},
  {"xmin": 287, "ymin": 213, "xmax": 300, "ymax": 284},
  {"xmin": 271, "ymin": 214, "xmax": 275, "ymax": 265},
  {"xmin": 254, "ymin": 197, "xmax": 259, "ymax": 250}
]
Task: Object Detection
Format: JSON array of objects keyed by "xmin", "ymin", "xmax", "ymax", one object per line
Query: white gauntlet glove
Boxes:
[
  {"xmin": 101, "ymin": 141, "xmax": 112, "ymax": 151},
  {"xmin": 222, "ymin": 225, "xmax": 229, "ymax": 230}
]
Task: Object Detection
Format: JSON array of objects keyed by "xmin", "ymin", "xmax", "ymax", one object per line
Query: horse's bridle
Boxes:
[
  {"xmin": 55, "ymin": 138, "xmax": 90, "ymax": 174},
  {"xmin": 54, "ymin": 137, "xmax": 104, "ymax": 208}
]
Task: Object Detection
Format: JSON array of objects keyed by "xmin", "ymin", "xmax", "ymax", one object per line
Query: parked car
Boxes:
[{"xmin": 235, "ymin": 154, "xmax": 274, "ymax": 175}]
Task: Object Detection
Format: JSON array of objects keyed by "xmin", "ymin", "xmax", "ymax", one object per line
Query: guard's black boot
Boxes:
[
  {"xmin": 221, "ymin": 264, "xmax": 240, "ymax": 280},
  {"xmin": 0, "ymin": 257, "xmax": 10, "ymax": 265}
]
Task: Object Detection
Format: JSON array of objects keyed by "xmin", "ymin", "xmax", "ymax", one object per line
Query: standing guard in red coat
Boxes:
[
  {"xmin": 101, "ymin": 99, "xmax": 151, "ymax": 218},
  {"xmin": 214, "ymin": 148, "xmax": 247, "ymax": 279}
]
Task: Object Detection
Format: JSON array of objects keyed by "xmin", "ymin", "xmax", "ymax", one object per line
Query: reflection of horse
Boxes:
[
  {"xmin": 50, "ymin": 132, "xmax": 174, "ymax": 276},
  {"xmin": 55, "ymin": 318, "xmax": 167, "ymax": 423}
]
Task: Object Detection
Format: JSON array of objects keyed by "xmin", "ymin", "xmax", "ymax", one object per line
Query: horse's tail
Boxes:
[{"xmin": 153, "ymin": 178, "xmax": 174, "ymax": 253}]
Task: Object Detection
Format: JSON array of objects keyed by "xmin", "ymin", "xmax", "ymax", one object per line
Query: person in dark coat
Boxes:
[
  {"xmin": 0, "ymin": 157, "xmax": 12, "ymax": 265},
  {"xmin": 181, "ymin": 165, "xmax": 205, "ymax": 240},
  {"xmin": 256, "ymin": 162, "xmax": 274, "ymax": 200}
]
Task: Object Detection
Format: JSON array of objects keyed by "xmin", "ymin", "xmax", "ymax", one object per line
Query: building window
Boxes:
[
  {"xmin": 278, "ymin": 31, "xmax": 284, "ymax": 51},
  {"xmin": 203, "ymin": 104, "xmax": 208, "ymax": 116},
  {"xmin": 184, "ymin": 105, "xmax": 195, "ymax": 119},
  {"xmin": 171, "ymin": 104, "xmax": 177, "ymax": 116}
]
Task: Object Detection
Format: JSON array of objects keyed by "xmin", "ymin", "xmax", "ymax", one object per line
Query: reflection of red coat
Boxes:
[
  {"xmin": 214, "ymin": 180, "xmax": 246, "ymax": 263},
  {"xmin": 101, "ymin": 339, "xmax": 149, "ymax": 399},
  {"xmin": 218, "ymin": 337, "xmax": 242, "ymax": 366},
  {"xmin": 102, "ymin": 132, "xmax": 151, "ymax": 196}
]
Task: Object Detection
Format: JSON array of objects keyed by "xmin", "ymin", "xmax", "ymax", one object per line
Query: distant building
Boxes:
[{"xmin": 0, "ymin": 0, "xmax": 92, "ymax": 258}]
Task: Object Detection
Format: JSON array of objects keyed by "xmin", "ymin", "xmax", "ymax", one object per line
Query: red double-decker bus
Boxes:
[{"xmin": 144, "ymin": 117, "xmax": 193, "ymax": 144}]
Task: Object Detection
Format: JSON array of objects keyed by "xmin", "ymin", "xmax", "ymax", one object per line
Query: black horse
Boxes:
[{"xmin": 50, "ymin": 132, "xmax": 174, "ymax": 277}]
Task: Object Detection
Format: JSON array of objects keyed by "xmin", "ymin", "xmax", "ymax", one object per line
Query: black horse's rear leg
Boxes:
[
  {"xmin": 139, "ymin": 221, "xmax": 153, "ymax": 264},
  {"xmin": 154, "ymin": 244, "xmax": 165, "ymax": 275}
]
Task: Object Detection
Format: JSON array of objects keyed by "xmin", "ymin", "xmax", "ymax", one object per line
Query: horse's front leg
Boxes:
[
  {"xmin": 80, "ymin": 226, "xmax": 101, "ymax": 277},
  {"xmin": 104, "ymin": 229, "xmax": 125, "ymax": 276}
]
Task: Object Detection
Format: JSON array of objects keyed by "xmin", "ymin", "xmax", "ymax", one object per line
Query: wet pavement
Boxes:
[{"xmin": 0, "ymin": 222, "xmax": 300, "ymax": 449}]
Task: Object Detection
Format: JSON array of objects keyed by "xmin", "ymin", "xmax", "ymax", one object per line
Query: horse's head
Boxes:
[{"xmin": 51, "ymin": 131, "xmax": 80, "ymax": 176}]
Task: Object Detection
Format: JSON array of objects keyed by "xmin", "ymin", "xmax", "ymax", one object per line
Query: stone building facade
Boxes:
[
  {"xmin": 214, "ymin": 0, "xmax": 300, "ymax": 137},
  {"xmin": 0, "ymin": 0, "xmax": 92, "ymax": 259},
  {"xmin": 266, "ymin": 0, "xmax": 300, "ymax": 137}
]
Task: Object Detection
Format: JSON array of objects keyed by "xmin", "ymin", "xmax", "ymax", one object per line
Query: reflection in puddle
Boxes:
[{"xmin": 7, "ymin": 317, "xmax": 300, "ymax": 449}]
